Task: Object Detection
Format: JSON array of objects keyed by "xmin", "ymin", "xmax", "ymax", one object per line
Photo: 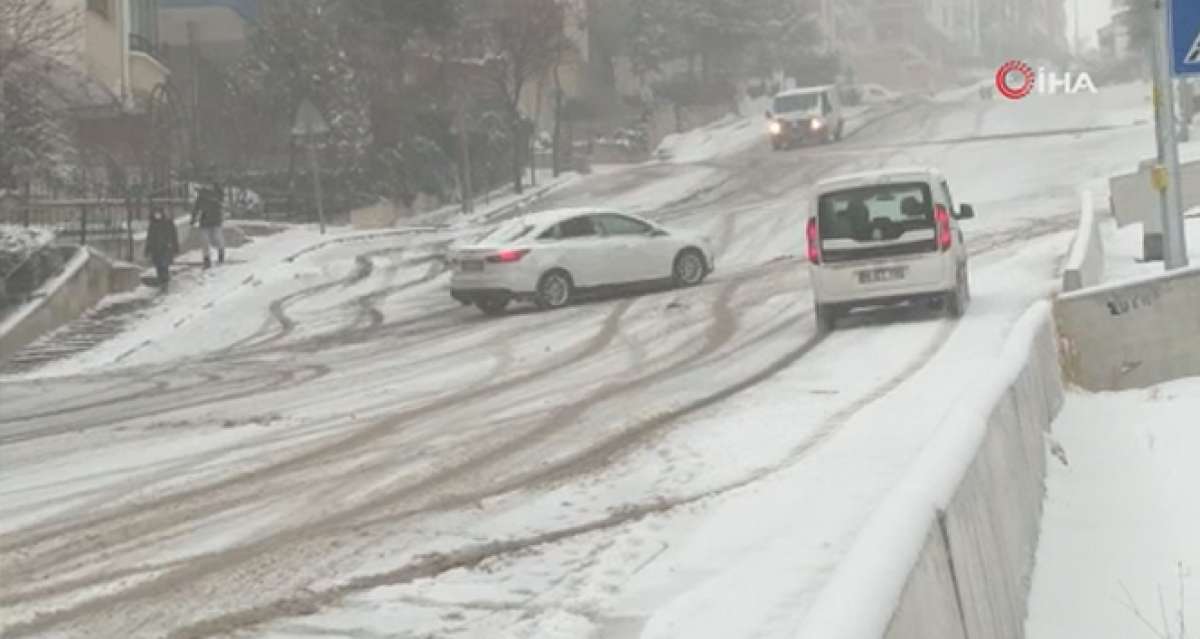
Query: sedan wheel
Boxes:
[
  {"xmin": 536, "ymin": 270, "xmax": 573, "ymax": 310},
  {"xmin": 673, "ymin": 250, "xmax": 707, "ymax": 287}
]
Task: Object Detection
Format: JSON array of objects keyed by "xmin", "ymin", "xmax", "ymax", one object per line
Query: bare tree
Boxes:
[
  {"xmin": 0, "ymin": 0, "xmax": 77, "ymax": 79},
  {"xmin": 0, "ymin": 0, "xmax": 79, "ymax": 190},
  {"xmin": 478, "ymin": 0, "xmax": 571, "ymax": 194}
]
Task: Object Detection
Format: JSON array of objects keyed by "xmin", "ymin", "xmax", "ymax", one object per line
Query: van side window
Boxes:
[{"xmin": 821, "ymin": 93, "xmax": 832, "ymax": 115}]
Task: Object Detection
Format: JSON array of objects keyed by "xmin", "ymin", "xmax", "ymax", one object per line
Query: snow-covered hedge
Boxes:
[{"xmin": 1, "ymin": 225, "xmax": 62, "ymax": 311}]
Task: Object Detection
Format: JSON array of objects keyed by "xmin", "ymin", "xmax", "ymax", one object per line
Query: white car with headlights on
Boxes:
[
  {"xmin": 765, "ymin": 85, "xmax": 845, "ymax": 150},
  {"xmin": 806, "ymin": 168, "xmax": 975, "ymax": 331},
  {"xmin": 449, "ymin": 208, "xmax": 716, "ymax": 315}
]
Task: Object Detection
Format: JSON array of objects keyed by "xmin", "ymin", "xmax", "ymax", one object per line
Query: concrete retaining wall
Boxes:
[
  {"xmin": 797, "ymin": 304, "xmax": 1063, "ymax": 639},
  {"xmin": 1055, "ymin": 265, "xmax": 1200, "ymax": 391},
  {"xmin": 0, "ymin": 247, "xmax": 141, "ymax": 364},
  {"xmin": 885, "ymin": 309, "xmax": 1061, "ymax": 639},
  {"xmin": 1062, "ymin": 191, "xmax": 1104, "ymax": 292}
]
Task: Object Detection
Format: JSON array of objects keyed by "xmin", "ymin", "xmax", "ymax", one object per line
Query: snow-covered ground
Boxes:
[
  {"xmin": 1026, "ymin": 378, "xmax": 1200, "ymax": 639},
  {"xmin": 0, "ymin": 77, "xmax": 1188, "ymax": 638}
]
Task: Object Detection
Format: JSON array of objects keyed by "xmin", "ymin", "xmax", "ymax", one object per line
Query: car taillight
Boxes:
[
  {"xmin": 934, "ymin": 204, "xmax": 952, "ymax": 251},
  {"xmin": 487, "ymin": 249, "xmax": 530, "ymax": 264},
  {"xmin": 806, "ymin": 218, "xmax": 822, "ymax": 264}
]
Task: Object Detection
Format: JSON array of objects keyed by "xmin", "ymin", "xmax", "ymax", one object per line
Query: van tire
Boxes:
[
  {"xmin": 815, "ymin": 303, "xmax": 839, "ymax": 332},
  {"xmin": 946, "ymin": 268, "xmax": 970, "ymax": 318}
]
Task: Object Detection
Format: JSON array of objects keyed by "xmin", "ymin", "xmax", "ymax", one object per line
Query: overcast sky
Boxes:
[{"xmin": 1065, "ymin": 0, "xmax": 1113, "ymax": 52}]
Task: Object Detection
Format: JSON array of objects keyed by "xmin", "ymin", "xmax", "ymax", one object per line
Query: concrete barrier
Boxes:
[
  {"xmin": 1055, "ymin": 265, "xmax": 1200, "ymax": 391},
  {"xmin": 796, "ymin": 304, "xmax": 1063, "ymax": 639},
  {"xmin": 1109, "ymin": 157, "xmax": 1200, "ymax": 260},
  {"xmin": 0, "ymin": 247, "xmax": 140, "ymax": 364},
  {"xmin": 1061, "ymin": 191, "xmax": 1104, "ymax": 292}
]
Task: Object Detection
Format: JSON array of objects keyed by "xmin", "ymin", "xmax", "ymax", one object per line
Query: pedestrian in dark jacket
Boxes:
[
  {"xmin": 191, "ymin": 182, "xmax": 225, "ymax": 268},
  {"xmin": 145, "ymin": 208, "xmax": 180, "ymax": 291}
]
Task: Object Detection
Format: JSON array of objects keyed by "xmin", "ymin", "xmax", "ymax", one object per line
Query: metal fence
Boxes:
[{"xmin": 0, "ymin": 195, "xmax": 191, "ymax": 262}]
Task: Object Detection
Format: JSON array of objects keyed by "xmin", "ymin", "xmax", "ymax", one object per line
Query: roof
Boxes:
[
  {"xmin": 775, "ymin": 85, "xmax": 836, "ymax": 98},
  {"xmin": 815, "ymin": 167, "xmax": 944, "ymax": 191}
]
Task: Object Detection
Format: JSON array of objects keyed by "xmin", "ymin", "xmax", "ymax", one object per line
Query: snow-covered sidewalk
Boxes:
[
  {"xmin": 1101, "ymin": 213, "xmax": 1200, "ymax": 283},
  {"xmin": 1026, "ymin": 378, "xmax": 1200, "ymax": 639}
]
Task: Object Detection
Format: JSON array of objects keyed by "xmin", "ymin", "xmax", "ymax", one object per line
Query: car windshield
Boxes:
[{"xmin": 773, "ymin": 92, "xmax": 821, "ymax": 113}]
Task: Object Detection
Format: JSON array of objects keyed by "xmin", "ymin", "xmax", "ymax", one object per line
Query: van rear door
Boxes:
[{"xmin": 815, "ymin": 182, "xmax": 948, "ymax": 292}]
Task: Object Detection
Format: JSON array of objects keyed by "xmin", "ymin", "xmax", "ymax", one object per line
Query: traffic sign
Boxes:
[
  {"xmin": 292, "ymin": 99, "xmax": 330, "ymax": 137},
  {"xmin": 1171, "ymin": 0, "xmax": 1200, "ymax": 76}
]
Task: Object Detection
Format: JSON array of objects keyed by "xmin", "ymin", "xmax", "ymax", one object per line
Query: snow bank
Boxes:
[
  {"xmin": 1026, "ymin": 380, "xmax": 1200, "ymax": 639},
  {"xmin": 796, "ymin": 302, "xmax": 1062, "ymax": 639}
]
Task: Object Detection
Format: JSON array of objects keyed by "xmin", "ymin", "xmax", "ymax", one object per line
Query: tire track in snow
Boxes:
[{"xmin": 0, "ymin": 300, "xmax": 636, "ymax": 594}]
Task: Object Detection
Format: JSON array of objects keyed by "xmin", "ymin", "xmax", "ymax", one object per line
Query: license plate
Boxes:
[
  {"xmin": 857, "ymin": 266, "xmax": 907, "ymax": 284},
  {"xmin": 460, "ymin": 260, "xmax": 484, "ymax": 272}
]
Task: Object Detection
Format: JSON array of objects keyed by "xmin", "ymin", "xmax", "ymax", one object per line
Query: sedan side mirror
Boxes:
[
  {"xmin": 648, "ymin": 227, "xmax": 669, "ymax": 237},
  {"xmin": 765, "ymin": 110, "xmax": 773, "ymax": 120},
  {"xmin": 956, "ymin": 204, "xmax": 975, "ymax": 220}
]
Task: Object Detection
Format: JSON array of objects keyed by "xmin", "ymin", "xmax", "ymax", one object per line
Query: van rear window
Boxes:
[{"xmin": 817, "ymin": 183, "xmax": 937, "ymax": 262}]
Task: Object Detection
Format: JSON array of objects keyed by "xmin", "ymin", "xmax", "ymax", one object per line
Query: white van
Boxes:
[
  {"xmin": 766, "ymin": 85, "xmax": 845, "ymax": 150},
  {"xmin": 806, "ymin": 168, "xmax": 975, "ymax": 331}
]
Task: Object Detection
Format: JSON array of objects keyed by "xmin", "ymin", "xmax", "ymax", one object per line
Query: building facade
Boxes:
[{"xmin": 51, "ymin": 0, "xmax": 171, "ymax": 114}]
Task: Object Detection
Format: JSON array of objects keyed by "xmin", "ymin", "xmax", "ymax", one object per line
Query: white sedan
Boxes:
[{"xmin": 448, "ymin": 208, "xmax": 716, "ymax": 315}]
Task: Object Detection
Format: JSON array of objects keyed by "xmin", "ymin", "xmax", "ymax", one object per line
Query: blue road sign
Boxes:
[{"xmin": 1172, "ymin": 0, "xmax": 1200, "ymax": 76}]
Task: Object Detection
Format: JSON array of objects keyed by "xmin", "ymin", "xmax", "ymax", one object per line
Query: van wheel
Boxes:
[
  {"xmin": 815, "ymin": 303, "xmax": 839, "ymax": 332},
  {"xmin": 946, "ymin": 269, "xmax": 970, "ymax": 318},
  {"xmin": 536, "ymin": 270, "xmax": 574, "ymax": 310}
]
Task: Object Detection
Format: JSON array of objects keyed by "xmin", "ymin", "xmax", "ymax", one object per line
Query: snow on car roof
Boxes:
[
  {"xmin": 508, "ymin": 207, "xmax": 624, "ymax": 229},
  {"xmin": 775, "ymin": 85, "xmax": 836, "ymax": 97},
  {"xmin": 815, "ymin": 167, "xmax": 944, "ymax": 191}
]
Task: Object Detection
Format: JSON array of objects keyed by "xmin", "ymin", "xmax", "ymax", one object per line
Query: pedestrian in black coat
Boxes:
[{"xmin": 145, "ymin": 208, "xmax": 180, "ymax": 291}]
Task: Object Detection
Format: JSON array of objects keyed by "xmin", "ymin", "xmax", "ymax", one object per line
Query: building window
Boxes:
[
  {"xmin": 88, "ymin": 0, "xmax": 110, "ymax": 19},
  {"xmin": 130, "ymin": 0, "xmax": 161, "ymax": 56}
]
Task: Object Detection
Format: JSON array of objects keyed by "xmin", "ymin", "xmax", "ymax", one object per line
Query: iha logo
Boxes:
[{"xmin": 995, "ymin": 59, "xmax": 1098, "ymax": 100}]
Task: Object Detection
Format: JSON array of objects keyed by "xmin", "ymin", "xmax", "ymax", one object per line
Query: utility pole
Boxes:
[
  {"xmin": 1151, "ymin": 0, "xmax": 1189, "ymax": 269},
  {"xmin": 291, "ymin": 99, "xmax": 331, "ymax": 235}
]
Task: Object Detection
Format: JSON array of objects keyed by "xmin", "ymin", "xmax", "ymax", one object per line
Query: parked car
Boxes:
[
  {"xmin": 856, "ymin": 83, "xmax": 902, "ymax": 105},
  {"xmin": 448, "ymin": 208, "xmax": 716, "ymax": 316},
  {"xmin": 765, "ymin": 85, "xmax": 846, "ymax": 150},
  {"xmin": 805, "ymin": 168, "xmax": 975, "ymax": 331}
]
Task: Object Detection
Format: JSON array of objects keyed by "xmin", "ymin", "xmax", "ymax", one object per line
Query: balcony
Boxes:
[{"xmin": 129, "ymin": 33, "xmax": 171, "ymax": 105}]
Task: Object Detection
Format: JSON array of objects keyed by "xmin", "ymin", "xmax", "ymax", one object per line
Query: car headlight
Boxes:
[
  {"xmin": 768, "ymin": 120, "xmax": 783, "ymax": 135},
  {"xmin": 810, "ymin": 118, "xmax": 825, "ymax": 131}
]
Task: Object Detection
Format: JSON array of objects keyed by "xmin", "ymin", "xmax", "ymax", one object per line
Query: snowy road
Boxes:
[{"xmin": 0, "ymin": 85, "xmax": 1163, "ymax": 638}]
